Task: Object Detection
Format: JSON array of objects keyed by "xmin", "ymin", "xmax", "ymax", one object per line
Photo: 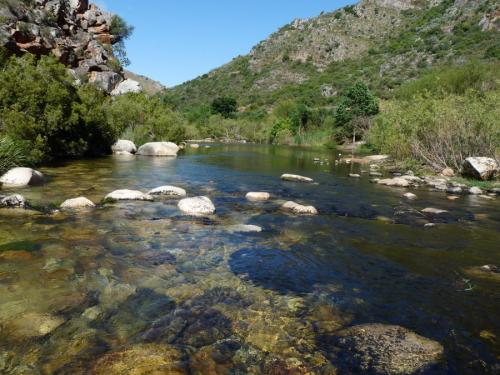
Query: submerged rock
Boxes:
[
  {"xmin": 9, "ymin": 312, "xmax": 66, "ymax": 338},
  {"xmin": 111, "ymin": 139, "xmax": 137, "ymax": 154},
  {"xmin": 0, "ymin": 167, "xmax": 44, "ymax": 187},
  {"xmin": 245, "ymin": 192, "xmax": 270, "ymax": 201},
  {"xmin": 105, "ymin": 190, "xmax": 153, "ymax": 202},
  {"xmin": 91, "ymin": 344, "xmax": 188, "ymax": 375},
  {"xmin": 281, "ymin": 201, "xmax": 318, "ymax": 215},
  {"xmin": 0, "ymin": 194, "xmax": 27, "ymax": 208},
  {"xmin": 137, "ymin": 142, "xmax": 180, "ymax": 157},
  {"xmin": 281, "ymin": 174, "xmax": 314, "ymax": 183},
  {"xmin": 227, "ymin": 224, "xmax": 263, "ymax": 233},
  {"xmin": 148, "ymin": 186, "xmax": 187, "ymax": 197},
  {"xmin": 349, "ymin": 174, "xmax": 361, "ymax": 178},
  {"xmin": 178, "ymin": 196, "xmax": 215, "ymax": 215},
  {"xmin": 403, "ymin": 192, "xmax": 417, "ymax": 200},
  {"xmin": 334, "ymin": 324, "xmax": 444, "ymax": 375},
  {"xmin": 480, "ymin": 264, "xmax": 499, "ymax": 274},
  {"xmin": 462, "ymin": 157, "xmax": 498, "ymax": 181},
  {"xmin": 60, "ymin": 197, "xmax": 95, "ymax": 210}
]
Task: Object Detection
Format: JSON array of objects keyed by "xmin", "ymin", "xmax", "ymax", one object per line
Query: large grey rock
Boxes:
[
  {"xmin": 281, "ymin": 174, "xmax": 314, "ymax": 183},
  {"xmin": 137, "ymin": 142, "xmax": 180, "ymax": 157},
  {"xmin": 148, "ymin": 185, "xmax": 186, "ymax": 197},
  {"xmin": 178, "ymin": 196, "xmax": 215, "ymax": 215},
  {"xmin": 111, "ymin": 139, "xmax": 137, "ymax": 154},
  {"xmin": 105, "ymin": 190, "xmax": 153, "ymax": 202},
  {"xmin": 462, "ymin": 157, "xmax": 498, "ymax": 181},
  {"xmin": 89, "ymin": 71, "xmax": 123, "ymax": 93},
  {"xmin": 0, "ymin": 167, "xmax": 44, "ymax": 187},
  {"xmin": 111, "ymin": 79, "xmax": 142, "ymax": 96},
  {"xmin": 60, "ymin": 197, "xmax": 95, "ymax": 209},
  {"xmin": 334, "ymin": 324, "xmax": 444, "ymax": 375},
  {"xmin": 282, "ymin": 201, "xmax": 318, "ymax": 215}
]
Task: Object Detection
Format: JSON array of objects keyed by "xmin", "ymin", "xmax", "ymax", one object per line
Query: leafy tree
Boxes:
[
  {"xmin": 211, "ymin": 97, "xmax": 237, "ymax": 118},
  {"xmin": 334, "ymin": 81, "xmax": 378, "ymax": 129},
  {"xmin": 110, "ymin": 15, "xmax": 134, "ymax": 66}
]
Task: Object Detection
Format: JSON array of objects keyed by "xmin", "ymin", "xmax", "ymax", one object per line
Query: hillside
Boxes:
[
  {"xmin": 124, "ymin": 69, "xmax": 165, "ymax": 95},
  {"xmin": 168, "ymin": 0, "xmax": 499, "ymax": 111}
]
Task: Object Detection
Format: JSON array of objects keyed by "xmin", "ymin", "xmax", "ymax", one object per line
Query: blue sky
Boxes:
[{"xmin": 97, "ymin": 1, "xmax": 356, "ymax": 87}]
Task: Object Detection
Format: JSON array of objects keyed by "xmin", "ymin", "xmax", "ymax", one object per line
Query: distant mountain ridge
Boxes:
[{"xmin": 169, "ymin": 0, "xmax": 499, "ymax": 110}]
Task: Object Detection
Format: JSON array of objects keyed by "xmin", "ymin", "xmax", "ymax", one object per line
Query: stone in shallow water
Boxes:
[
  {"xmin": 9, "ymin": 312, "xmax": 66, "ymax": 338},
  {"xmin": 111, "ymin": 139, "xmax": 137, "ymax": 154},
  {"xmin": 0, "ymin": 167, "xmax": 44, "ymax": 187},
  {"xmin": 281, "ymin": 201, "xmax": 318, "ymax": 215},
  {"xmin": 60, "ymin": 197, "xmax": 95, "ymax": 210},
  {"xmin": 377, "ymin": 177, "xmax": 410, "ymax": 187},
  {"xmin": 137, "ymin": 142, "xmax": 180, "ymax": 157},
  {"xmin": 469, "ymin": 186, "xmax": 483, "ymax": 195},
  {"xmin": 104, "ymin": 190, "xmax": 153, "ymax": 202},
  {"xmin": 91, "ymin": 344, "xmax": 188, "ymax": 375},
  {"xmin": 422, "ymin": 207, "xmax": 448, "ymax": 215},
  {"xmin": 227, "ymin": 224, "xmax": 263, "ymax": 233},
  {"xmin": 0, "ymin": 194, "xmax": 27, "ymax": 208},
  {"xmin": 334, "ymin": 324, "xmax": 444, "ymax": 375},
  {"xmin": 148, "ymin": 185, "xmax": 187, "ymax": 197},
  {"xmin": 245, "ymin": 192, "xmax": 270, "ymax": 201},
  {"xmin": 178, "ymin": 196, "xmax": 215, "ymax": 215},
  {"xmin": 403, "ymin": 192, "xmax": 417, "ymax": 200},
  {"xmin": 281, "ymin": 174, "xmax": 314, "ymax": 183}
]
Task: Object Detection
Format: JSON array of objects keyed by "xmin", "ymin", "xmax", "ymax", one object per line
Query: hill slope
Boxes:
[{"xmin": 168, "ymin": 0, "xmax": 499, "ymax": 111}]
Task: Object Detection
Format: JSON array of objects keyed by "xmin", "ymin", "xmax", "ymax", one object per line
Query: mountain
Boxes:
[{"xmin": 168, "ymin": 0, "xmax": 499, "ymax": 111}]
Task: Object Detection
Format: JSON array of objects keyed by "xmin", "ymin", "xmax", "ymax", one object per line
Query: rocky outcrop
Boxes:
[
  {"xmin": 0, "ymin": 167, "xmax": 44, "ymax": 187},
  {"xmin": 104, "ymin": 189, "xmax": 153, "ymax": 202},
  {"xmin": 111, "ymin": 78, "xmax": 142, "ymax": 96},
  {"xmin": 334, "ymin": 324, "xmax": 444, "ymax": 374},
  {"xmin": 0, "ymin": 0, "xmax": 137, "ymax": 94},
  {"xmin": 137, "ymin": 142, "xmax": 180, "ymax": 157},
  {"xmin": 281, "ymin": 174, "xmax": 314, "ymax": 183},
  {"xmin": 178, "ymin": 196, "xmax": 215, "ymax": 215},
  {"xmin": 111, "ymin": 139, "xmax": 137, "ymax": 154},
  {"xmin": 462, "ymin": 157, "xmax": 498, "ymax": 181}
]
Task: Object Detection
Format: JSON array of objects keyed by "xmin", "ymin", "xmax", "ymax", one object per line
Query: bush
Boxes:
[
  {"xmin": 0, "ymin": 54, "xmax": 117, "ymax": 163},
  {"xmin": 368, "ymin": 91, "xmax": 500, "ymax": 170},
  {"xmin": 0, "ymin": 136, "xmax": 31, "ymax": 174},
  {"xmin": 211, "ymin": 97, "xmax": 237, "ymax": 118}
]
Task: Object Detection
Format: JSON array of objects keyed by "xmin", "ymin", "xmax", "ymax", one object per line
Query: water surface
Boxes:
[{"xmin": 0, "ymin": 144, "xmax": 498, "ymax": 374}]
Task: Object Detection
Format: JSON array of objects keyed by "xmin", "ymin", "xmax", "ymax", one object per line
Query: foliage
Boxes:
[
  {"xmin": 0, "ymin": 54, "xmax": 117, "ymax": 163},
  {"xmin": 105, "ymin": 93, "xmax": 187, "ymax": 146},
  {"xmin": 110, "ymin": 15, "xmax": 134, "ymax": 66},
  {"xmin": 211, "ymin": 97, "xmax": 237, "ymax": 118},
  {"xmin": 0, "ymin": 136, "xmax": 31, "ymax": 174}
]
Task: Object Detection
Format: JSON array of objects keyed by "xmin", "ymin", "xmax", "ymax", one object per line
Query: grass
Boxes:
[{"xmin": 450, "ymin": 177, "xmax": 500, "ymax": 190}]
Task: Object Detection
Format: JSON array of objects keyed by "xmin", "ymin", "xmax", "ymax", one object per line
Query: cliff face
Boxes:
[{"xmin": 0, "ymin": 0, "xmax": 130, "ymax": 93}]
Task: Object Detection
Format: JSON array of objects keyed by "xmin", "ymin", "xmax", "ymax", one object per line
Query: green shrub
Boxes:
[
  {"xmin": 0, "ymin": 136, "xmax": 31, "ymax": 174},
  {"xmin": 211, "ymin": 97, "xmax": 237, "ymax": 118}
]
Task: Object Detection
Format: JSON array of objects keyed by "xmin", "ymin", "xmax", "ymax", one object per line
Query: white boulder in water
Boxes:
[
  {"xmin": 282, "ymin": 201, "xmax": 318, "ymax": 215},
  {"xmin": 462, "ymin": 157, "xmax": 498, "ymax": 181},
  {"xmin": 111, "ymin": 140, "xmax": 137, "ymax": 154},
  {"xmin": 227, "ymin": 224, "xmax": 263, "ymax": 233},
  {"xmin": 105, "ymin": 190, "xmax": 153, "ymax": 202},
  {"xmin": 281, "ymin": 174, "xmax": 314, "ymax": 183},
  {"xmin": 0, "ymin": 167, "xmax": 44, "ymax": 187},
  {"xmin": 0, "ymin": 194, "xmax": 27, "ymax": 208},
  {"xmin": 148, "ymin": 185, "xmax": 187, "ymax": 197},
  {"xmin": 178, "ymin": 196, "xmax": 215, "ymax": 215},
  {"xmin": 60, "ymin": 197, "xmax": 96, "ymax": 210},
  {"xmin": 137, "ymin": 142, "xmax": 180, "ymax": 157},
  {"xmin": 246, "ymin": 192, "xmax": 270, "ymax": 201}
]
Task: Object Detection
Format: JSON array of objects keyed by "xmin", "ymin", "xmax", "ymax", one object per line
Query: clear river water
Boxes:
[{"xmin": 0, "ymin": 144, "xmax": 498, "ymax": 374}]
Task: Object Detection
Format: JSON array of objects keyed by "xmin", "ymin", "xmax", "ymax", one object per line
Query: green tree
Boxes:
[
  {"xmin": 110, "ymin": 15, "xmax": 134, "ymax": 66},
  {"xmin": 211, "ymin": 97, "xmax": 237, "ymax": 118}
]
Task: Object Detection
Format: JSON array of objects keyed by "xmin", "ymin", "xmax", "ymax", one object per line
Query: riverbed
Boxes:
[{"xmin": 0, "ymin": 144, "xmax": 498, "ymax": 374}]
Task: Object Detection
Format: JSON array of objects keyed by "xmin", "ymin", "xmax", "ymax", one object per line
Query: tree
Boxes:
[
  {"xmin": 211, "ymin": 97, "xmax": 237, "ymax": 118},
  {"xmin": 110, "ymin": 15, "xmax": 134, "ymax": 67}
]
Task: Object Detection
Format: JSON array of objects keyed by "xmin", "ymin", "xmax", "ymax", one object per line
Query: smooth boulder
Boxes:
[
  {"xmin": 246, "ymin": 192, "xmax": 270, "ymax": 201},
  {"xmin": 60, "ymin": 197, "xmax": 96, "ymax": 210},
  {"xmin": 377, "ymin": 177, "xmax": 410, "ymax": 187},
  {"xmin": 105, "ymin": 190, "xmax": 153, "ymax": 202},
  {"xmin": 281, "ymin": 174, "xmax": 314, "ymax": 183},
  {"xmin": 137, "ymin": 142, "xmax": 180, "ymax": 157},
  {"xmin": 462, "ymin": 157, "xmax": 498, "ymax": 181},
  {"xmin": 148, "ymin": 185, "xmax": 187, "ymax": 197},
  {"xmin": 282, "ymin": 201, "xmax": 318, "ymax": 215},
  {"xmin": 0, "ymin": 167, "xmax": 44, "ymax": 187},
  {"xmin": 178, "ymin": 196, "xmax": 215, "ymax": 215},
  {"xmin": 0, "ymin": 194, "xmax": 27, "ymax": 208},
  {"xmin": 334, "ymin": 324, "xmax": 444, "ymax": 375},
  {"xmin": 110, "ymin": 79, "xmax": 142, "ymax": 96},
  {"xmin": 111, "ymin": 140, "xmax": 137, "ymax": 154}
]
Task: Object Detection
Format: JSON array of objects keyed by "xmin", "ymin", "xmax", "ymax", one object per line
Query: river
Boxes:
[{"xmin": 0, "ymin": 144, "xmax": 498, "ymax": 374}]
